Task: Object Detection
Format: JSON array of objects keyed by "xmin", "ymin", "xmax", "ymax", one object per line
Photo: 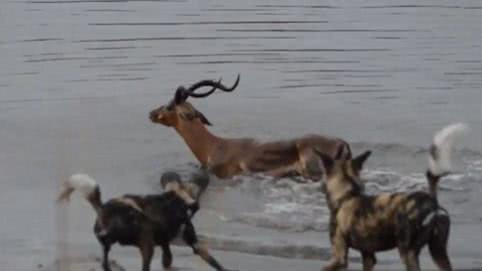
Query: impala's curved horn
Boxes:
[
  {"xmin": 187, "ymin": 74, "xmax": 240, "ymax": 98},
  {"xmin": 186, "ymin": 78, "xmax": 222, "ymax": 98},
  {"xmin": 173, "ymin": 86, "xmax": 189, "ymax": 105}
]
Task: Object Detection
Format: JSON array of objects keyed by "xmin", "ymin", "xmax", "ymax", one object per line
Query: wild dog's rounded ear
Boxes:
[
  {"xmin": 352, "ymin": 150, "xmax": 372, "ymax": 172},
  {"xmin": 190, "ymin": 170, "xmax": 210, "ymax": 197},
  {"xmin": 174, "ymin": 86, "xmax": 188, "ymax": 104},
  {"xmin": 314, "ymin": 149, "xmax": 335, "ymax": 175},
  {"xmin": 334, "ymin": 144, "xmax": 345, "ymax": 160},
  {"xmin": 160, "ymin": 171, "xmax": 182, "ymax": 189}
]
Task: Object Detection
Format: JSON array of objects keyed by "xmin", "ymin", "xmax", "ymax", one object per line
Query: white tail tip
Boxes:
[
  {"xmin": 57, "ymin": 173, "xmax": 98, "ymax": 202},
  {"xmin": 429, "ymin": 123, "xmax": 468, "ymax": 176}
]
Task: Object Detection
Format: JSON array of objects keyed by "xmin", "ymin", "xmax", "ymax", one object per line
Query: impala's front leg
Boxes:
[
  {"xmin": 323, "ymin": 230, "xmax": 348, "ymax": 271},
  {"xmin": 263, "ymin": 165, "xmax": 299, "ymax": 178}
]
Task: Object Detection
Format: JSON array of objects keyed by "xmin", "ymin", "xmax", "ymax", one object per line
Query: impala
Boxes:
[{"xmin": 149, "ymin": 75, "xmax": 352, "ymax": 179}]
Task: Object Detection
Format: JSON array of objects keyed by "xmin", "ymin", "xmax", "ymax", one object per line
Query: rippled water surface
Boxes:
[{"xmin": 1, "ymin": 0, "xmax": 482, "ymax": 270}]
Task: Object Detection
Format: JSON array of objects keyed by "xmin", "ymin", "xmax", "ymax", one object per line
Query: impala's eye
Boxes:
[{"xmin": 166, "ymin": 101, "xmax": 176, "ymax": 111}]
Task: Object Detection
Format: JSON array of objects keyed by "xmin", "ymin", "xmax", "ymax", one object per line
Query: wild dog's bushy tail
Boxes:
[
  {"xmin": 57, "ymin": 174, "xmax": 103, "ymax": 214},
  {"xmin": 427, "ymin": 123, "xmax": 468, "ymax": 199}
]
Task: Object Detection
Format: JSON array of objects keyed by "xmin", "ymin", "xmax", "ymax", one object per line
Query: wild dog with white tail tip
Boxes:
[
  {"xmin": 315, "ymin": 123, "xmax": 468, "ymax": 271},
  {"xmin": 57, "ymin": 173, "xmax": 234, "ymax": 271}
]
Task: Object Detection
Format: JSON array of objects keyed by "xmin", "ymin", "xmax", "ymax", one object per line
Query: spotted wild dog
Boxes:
[
  {"xmin": 158, "ymin": 170, "xmax": 211, "ymax": 218},
  {"xmin": 160, "ymin": 170, "xmax": 210, "ymax": 203},
  {"xmin": 57, "ymin": 173, "xmax": 234, "ymax": 271},
  {"xmin": 315, "ymin": 123, "xmax": 468, "ymax": 271}
]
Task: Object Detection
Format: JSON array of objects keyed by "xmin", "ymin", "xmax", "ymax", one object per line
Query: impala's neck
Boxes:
[{"xmin": 174, "ymin": 120, "xmax": 224, "ymax": 166}]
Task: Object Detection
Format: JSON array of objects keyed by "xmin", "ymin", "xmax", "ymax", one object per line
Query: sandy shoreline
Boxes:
[
  {"xmin": 35, "ymin": 245, "xmax": 482, "ymax": 271},
  {"xmin": 9, "ymin": 207, "xmax": 482, "ymax": 271}
]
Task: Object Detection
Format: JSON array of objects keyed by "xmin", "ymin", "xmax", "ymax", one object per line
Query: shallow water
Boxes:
[{"xmin": 1, "ymin": 0, "xmax": 482, "ymax": 270}]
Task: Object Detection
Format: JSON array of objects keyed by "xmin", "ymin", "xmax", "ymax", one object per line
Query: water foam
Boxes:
[{"xmin": 219, "ymin": 165, "xmax": 476, "ymax": 234}]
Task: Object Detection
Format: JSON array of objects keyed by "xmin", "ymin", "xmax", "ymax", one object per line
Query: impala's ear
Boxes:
[
  {"xmin": 195, "ymin": 109, "xmax": 212, "ymax": 126},
  {"xmin": 180, "ymin": 108, "xmax": 212, "ymax": 126},
  {"xmin": 314, "ymin": 149, "xmax": 335, "ymax": 175},
  {"xmin": 352, "ymin": 150, "xmax": 372, "ymax": 172}
]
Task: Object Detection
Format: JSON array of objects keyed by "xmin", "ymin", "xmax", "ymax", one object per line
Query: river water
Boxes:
[{"xmin": 1, "ymin": 0, "xmax": 482, "ymax": 270}]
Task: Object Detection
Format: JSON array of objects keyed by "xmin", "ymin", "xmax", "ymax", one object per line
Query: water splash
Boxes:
[{"xmin": 210, "ymin": 163, "xmax": 478, "ymax": 234}]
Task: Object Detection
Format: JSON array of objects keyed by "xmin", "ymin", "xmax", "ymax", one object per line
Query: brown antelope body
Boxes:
[{"xmin": 149, "ymin": 75, "xmax": 351, "ymax": 179}]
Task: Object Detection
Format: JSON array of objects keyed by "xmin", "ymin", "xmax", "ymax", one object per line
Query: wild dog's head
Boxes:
[
  {"xmin": 160, "ymin": 171, "xmax": 204, "ymax": 218},
  {"xmin": 149, "ymin": 75, "xmax": 240, "ymax": 127},
  {"xmin": 315, "ymin": 148, "xmax": 371, "ymax": 205}
]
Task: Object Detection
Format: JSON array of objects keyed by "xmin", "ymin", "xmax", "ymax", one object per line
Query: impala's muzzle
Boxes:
[{"xmin": 149, "ymin": 109, "xmax": 159, "ymax": 122}]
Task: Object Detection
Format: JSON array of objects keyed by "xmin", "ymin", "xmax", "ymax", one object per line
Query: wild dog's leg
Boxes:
[
  {"xmin": 361, "ymin": 252, "xmax": 377, "ymax": 271},
  {"xmin": 139, "ymin": 242, "xmax": 154, "ymax": 271},
  {"xmin": 429, "ymin": 214, "xmax": 453, "ymax": 271},
  {"xmin": 323, "ymin": 230, "xmax": 348, "ymax": 271},
  {"xmin": 397, "ymin": 212, "xmax": 423, "ymax": 271},
  {"xmin": 328, "ymin": 216, "xmax": 337, "ymax": 244},
  {"xmin": 101, "ymin": 243, "xmax": 112, "ymax": 271},
  {"xmin": 399, "ymin": 249, "xmax": 421, "ymax": 271},
  {"xmin": 160, "ymin": 243, "xmax": 173, "ymax": 271},
  {"xmin": 182, "ymin": 221, "xmax": 232, "ymax": 271}
]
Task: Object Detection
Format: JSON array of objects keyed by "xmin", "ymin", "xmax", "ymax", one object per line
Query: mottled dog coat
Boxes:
[
  {"xmin": 57, "ymin": 172, "xmax": 232, "ymax": 271},
  {"xmin": 316, "ymin": 123, "xmax": 467, "ymax": 271}
]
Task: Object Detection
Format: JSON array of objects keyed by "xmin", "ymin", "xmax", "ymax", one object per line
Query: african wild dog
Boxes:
[
  {"xmin": 315, "ymin": 123, "xmax": 467, "ymax": 271},
  {"xmin": 160, "ymin": 170, "xmax": 210, "ymax": 205},
  {"xmin": 57, "ymin": 172, "xmax": 233, "ymax": 271}
]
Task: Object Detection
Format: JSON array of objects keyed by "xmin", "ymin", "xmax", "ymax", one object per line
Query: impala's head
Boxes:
[
  {"xmin": 149, "ymin": 75, "xmax": 240, "ymax": 127},
  {"xmin": 315, "ymin": 148, "xmax": 372, "ymax": 196}
]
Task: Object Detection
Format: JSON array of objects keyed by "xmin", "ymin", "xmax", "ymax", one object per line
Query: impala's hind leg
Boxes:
[
  {"xmin": 361, "ymin": 252, "xmax": 377, "ymax": 271},
  {"xmin": 429, "ymin": 214, "xmax": 453, "ymax": 271}
]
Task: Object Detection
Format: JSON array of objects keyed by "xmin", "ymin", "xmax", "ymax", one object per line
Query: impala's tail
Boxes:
[
  {"xmin": 426, "ymin": 123, "xmax": 468, "ymax": 199},
  {"xmin": 57, "ymin": 174, "xmax": 103, "ymax": 214}
]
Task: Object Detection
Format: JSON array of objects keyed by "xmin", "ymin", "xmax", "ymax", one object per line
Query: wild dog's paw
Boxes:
[{"xmin": 322, "ymin": 262, "xmax": 344, "ymax": 271}]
